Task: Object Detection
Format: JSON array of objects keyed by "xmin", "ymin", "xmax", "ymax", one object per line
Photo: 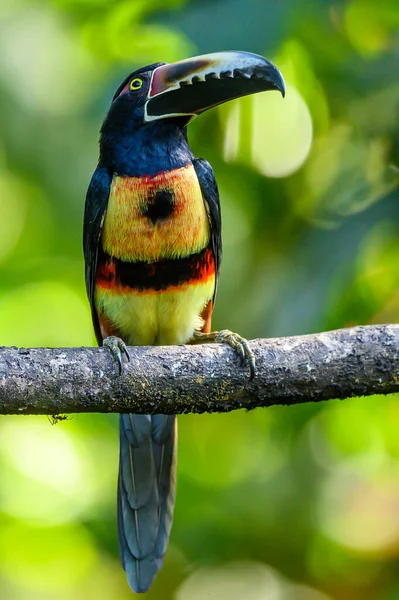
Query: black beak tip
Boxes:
[
  {"xmin": 256, "ymin": 60, "xmax": 285, "ymax": 97},
  {"xmin": 275, "ymin": 81, "xmax": 285, "ymax": 98},
  {"xmin": 269, "ymin": 66, "xmax": 285, "ymax": 98}
]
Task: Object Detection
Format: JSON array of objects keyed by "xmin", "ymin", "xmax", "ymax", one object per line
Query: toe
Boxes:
[{"xmin": 103, "ymin": 336, "xmax": 129, "ymax": 375}]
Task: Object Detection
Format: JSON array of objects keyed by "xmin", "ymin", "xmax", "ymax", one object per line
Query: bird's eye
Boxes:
[{"xmin": 130, "ymin": 78, "xmax": 143, "ymax": 91}]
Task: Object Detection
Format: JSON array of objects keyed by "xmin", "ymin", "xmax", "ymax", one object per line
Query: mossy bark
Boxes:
[{"xmin": 0, "ymin": 325, "xmax": 398, "ymax": 415}]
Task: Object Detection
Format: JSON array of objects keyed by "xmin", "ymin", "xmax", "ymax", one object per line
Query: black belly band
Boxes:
[{"xmin": 97, "ymin": 246, "xmax": 215, "ymax": 291}]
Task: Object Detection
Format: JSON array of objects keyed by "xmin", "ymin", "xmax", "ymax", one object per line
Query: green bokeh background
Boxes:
[{"xmin": 0, "ymin": 1, "xmax": 398, "ymax": 598}]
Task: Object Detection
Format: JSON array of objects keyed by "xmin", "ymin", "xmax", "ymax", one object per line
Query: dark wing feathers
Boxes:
[
  {"xmin": 83, "ymin": 165, "xmax": 112, "ymax": 344},
  {"xmin": 193, "ymin": 157, "xmax": 222, "ymax": 301}
]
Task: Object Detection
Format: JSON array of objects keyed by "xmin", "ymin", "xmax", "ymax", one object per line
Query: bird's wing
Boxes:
[
  {"xmin": 83, "ymin": 165, "xmax": 112, "ymax": 343},
  {"xmin": 193, "ymin": 157, "xmax": 222, "ymax": 305}
]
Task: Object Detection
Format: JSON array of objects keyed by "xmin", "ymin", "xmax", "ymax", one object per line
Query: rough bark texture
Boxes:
[{"xmin": 0, "ymin": 324, "xmax": 398, "ymax": 415}]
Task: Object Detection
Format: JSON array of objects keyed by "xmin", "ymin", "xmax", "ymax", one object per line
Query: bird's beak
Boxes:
[{"xmin": 144, "ymin": 51, "xmax": 285, "ymax": 122}]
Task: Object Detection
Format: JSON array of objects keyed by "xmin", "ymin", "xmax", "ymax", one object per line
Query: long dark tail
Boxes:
[{"xmin": 118, "ymin": 413, "xmax": 177, "ymax": 593}]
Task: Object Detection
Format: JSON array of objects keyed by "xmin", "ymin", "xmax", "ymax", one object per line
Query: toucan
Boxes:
[{"xmin": 83, "ymin": 51, "xmax": 285, "ymax": 593}]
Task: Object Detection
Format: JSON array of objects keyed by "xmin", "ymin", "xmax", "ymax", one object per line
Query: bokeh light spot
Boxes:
[
  {"xmin": 0, "ymin": 522, "xmax": 96, "ymax": 591},
  {"xmin": 223, "ymin": 86, "xmax": 312, "ymax": 178},
  {"xmin": 345, "ymin": 0, "xmax": 399, "ymax": 56},
  {"xmin": 179, "ymin": 411, "xmax": 285, "ymax": 488},
  {"xmin": 0, "ymin": 7, "xmax": 100, "ymax": 114},
  {"xmin": 0, "ymin": 418, "xmax": 101, "ymax": 524},
  {"xmin": 175, "ymin": 562, "xmax": 332, "ymax": 600},
  {"xmin": 251, "ymin": 87, "xmax": 312, "ymax": 177},
  {"xmin": 0, "ymin": 420, "xmax": 81, "ymax": 490},
  {"xmin": 318, "ymin": 462, "xmax": 399, "ymax": 555},
  {"xmin": 0, "ymin": 281, "xmax": 93, "ymax": 347},
  {"xmin": 175, "ymin": 562, "xmax": 282, "ymax": 600}
]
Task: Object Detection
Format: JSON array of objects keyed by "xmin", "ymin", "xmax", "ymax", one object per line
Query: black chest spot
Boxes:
[{"xmin": 142, "ymin": 190, "xmax": 175, "ymax": 224}]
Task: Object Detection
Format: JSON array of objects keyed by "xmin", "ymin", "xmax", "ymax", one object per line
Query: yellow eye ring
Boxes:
[{"xmin": 130, "ymin": 78, "xmax": 143, "ymax": 91}]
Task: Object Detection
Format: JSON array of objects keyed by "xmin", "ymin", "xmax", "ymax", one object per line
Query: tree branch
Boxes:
[{"xmin": 0, "ymin": 324, "xmax": 398, "ymax": 415}]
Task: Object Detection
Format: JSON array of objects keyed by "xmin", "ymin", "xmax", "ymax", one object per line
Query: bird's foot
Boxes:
[
  {"xmin": 103, "ymin": 336, "xmax": 130, "ymax": 375},
  {"xmin": 192, "ymin": 329, "xmax": 256, "ymax": 380}
]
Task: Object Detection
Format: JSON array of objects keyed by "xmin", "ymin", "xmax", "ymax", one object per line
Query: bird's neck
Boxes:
[{"xmin": 99, "ymin": 121, "xmax": 193, "ymax": 177}]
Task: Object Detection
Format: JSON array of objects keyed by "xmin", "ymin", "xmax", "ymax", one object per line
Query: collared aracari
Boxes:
[{"xmin": 83, "ymin": 51, "xmax": 284, "ymax": 593}]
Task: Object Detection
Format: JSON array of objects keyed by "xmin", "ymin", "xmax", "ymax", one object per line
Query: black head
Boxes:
[
  {"xmin": 111, "ymin": 63, "xmax": 165, "ymax": 103},
  {"xmin": 102, "ymin": 63, "xmax": 168, "ymax": 136}
]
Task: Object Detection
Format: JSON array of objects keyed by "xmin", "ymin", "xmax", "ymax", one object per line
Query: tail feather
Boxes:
[
  {"xmin": 125, "ymin": 556, "xmax": 164, "ymax": 595},
  {"xmin": 118, "ymin": 474, "xmax": 159, "ymax": 559},
  {"xmin": 120, "ymin": 415, "xmax": 156, "ymax": 509},
  {"xmin": 151, "ymin": 414, "xmax": 176, "ymax": 445},
  {"xmin": 117, "ymin": 477, "xmax": 128, "ymax": 570},
  {"xmin": 118, "ymin": 413, "xmax": 177, "ymax": 593},
  {"xmin": 122, "ymin": 413, "xmax": 152, "ymax": 447},
  {"xmin": 152, "ymin": 416, "xmax": 177, "ymax": 558}
]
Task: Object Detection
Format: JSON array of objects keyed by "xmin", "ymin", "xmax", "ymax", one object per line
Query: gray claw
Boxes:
[{"xmin": 103, "ymin": 336, "xmax": 130, "ymax": 375}]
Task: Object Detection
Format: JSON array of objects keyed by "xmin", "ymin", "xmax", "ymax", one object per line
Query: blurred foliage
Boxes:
[{"xmin": 0, "ymin": 0, "xmax": 398, "ymax": 598}]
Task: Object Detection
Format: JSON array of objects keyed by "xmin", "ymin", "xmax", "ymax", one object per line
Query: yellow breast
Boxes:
[
  {"xmin": 102, "ymin": 165, "xmax": 210, "ymax": 262},
  {"xmin": 95, "ymin": 276, "xmax": 215, "ymax": 345}
]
